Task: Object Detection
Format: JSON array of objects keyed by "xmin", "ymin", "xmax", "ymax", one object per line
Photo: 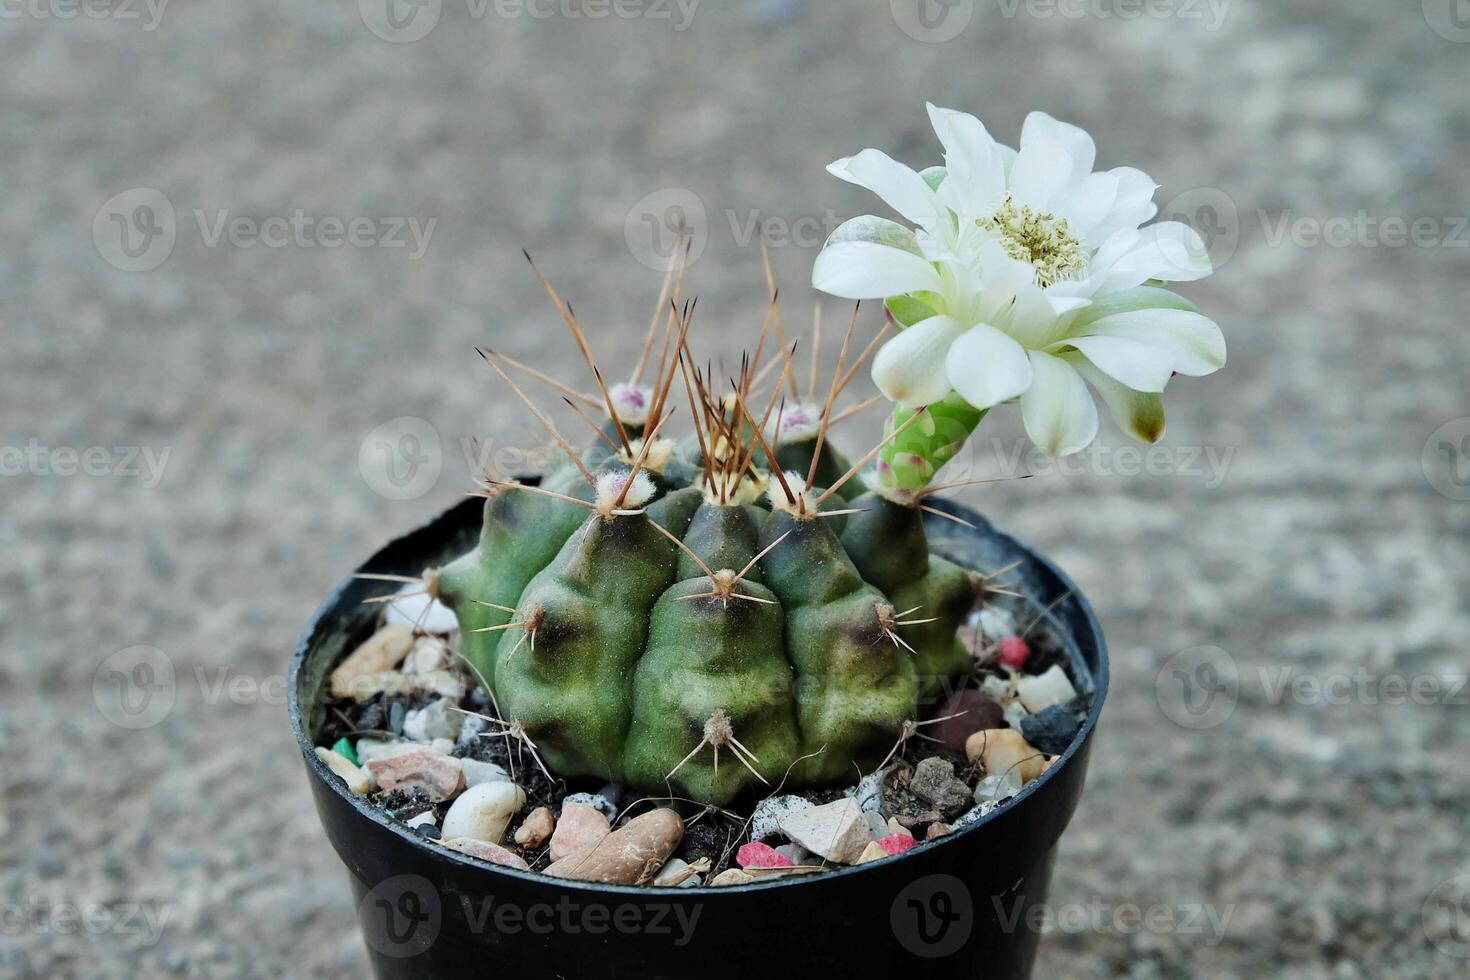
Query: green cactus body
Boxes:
[
  {"xmin": 841, "ymin": 493, "xmax": 975, "ymax": 699},
  {"xmin": 623, "ymin": 572, "xmax": 799, "ymax": 804},
  {"xmin": 489, "ymin": 508, "xmax": 686, "ymax": 780},
  {"xmin": 757, "ymin": 506, "xmax": 919, "ymax": 784},
  {"xmin": 438, "ymin": 485, "xmax": 590, "ymax": 686},
  {"xmin": 436, "ymin": 365, "xmax": 976, "ymax": 803}
]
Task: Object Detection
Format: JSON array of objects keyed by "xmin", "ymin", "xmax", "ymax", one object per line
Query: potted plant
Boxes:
[{"xmin": 289, "ymin": 104, "xmax": 1223, "ymax": 979}]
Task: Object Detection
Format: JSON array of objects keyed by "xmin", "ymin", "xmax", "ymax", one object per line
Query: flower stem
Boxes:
[{"xmin": 874, "ymin": 393, "xmax": 987, "ymax": 496}]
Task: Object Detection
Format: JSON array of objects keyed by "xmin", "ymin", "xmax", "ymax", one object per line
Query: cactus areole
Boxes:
[{"xmin": 430, "ymin": 280, "xmax": 988, "ymax": 806}]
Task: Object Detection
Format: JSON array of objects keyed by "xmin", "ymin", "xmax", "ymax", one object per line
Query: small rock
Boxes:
[
  {"xmin": 863, "ymin": 810, "xmax": 889, "ymax": 840},
  {"xmin": 416, "ymin": 823, "xmax": 442, "ymax": 840},
  {"xmin": 1003, "ymin": 700, "xmax": 1030, "ymax": 729},
  {"xmin": 855, "ymin": 841, "xmax": 888, "ymax": 865},
  {"xmin": 441, "ymin": 782, "xmax": 525, "ymax": 844},
  {"xmin": 550, "ymin": 803, "xmax": 611, "ymax": 862},
  {"xmin": 876, "ymin": 833, "xmax": 918, "ymax": 856},
  {"xmin": 925, "ymin": 823, "xmax": 952, "ymax": 841},
  {"xmin": 330, "ymin": 625, "xmax": 414, "ymax": 699},
  {"xmin": 385, "ymin": 587, "xmax": 459, "ymax": 634},
  {"xmin": 966, "ymin": 729, "xmax": 1047, "ymax": 785},
  {"xmin": 562, "ymin": 790, "xmax": 618, "ymax": 823},
  {"xmin": 403, "ymin": 636, "xmax": 450, "ymax": 675},
  {"xmin": 330, "ymin": 737, "xmax": 359, "ymax": 765},
  {"xmin": 442, "ymin": 837, "xmax": 530, "ymax": 871},
  {"xmin": 356, "ymin": 738, "xmax": 455, "ymax": 765},
  {"xmin": 461, "ymin": 759, "xmax": 511, "ymax": 787},
  {"xmin": 709, "ymin": 868, "xmax": 756, "ymax": 887},
  {"xmin": 544, "ymin": 809, "xmax": 684, "ymax": 885},
  {"xmin": 852, "ymin": 771, "xmax": 883, "ymax": 812},
  {"xmin": 998, "ymin": 635, "xmax": 1031, "ymax": 669},
  {"xmin": 774, "ymin": 843, "xmax": 809, "ymax": 865},
  {"xmin": 736, "ymin": 842, "xmax": 794, "ymax": 869},
  {"xmin": 514, "ymin": 807, "xmax": 555, "ymax": 848},
  {"xmin": 931, "ymin": 690, "xmax": 1006, "ymax": 752},
  {"xmin": 454, "ymin": 713, "xmax": 489, "ymax": 753},
  {"xmin": 651, "ymin": 858, "xmax": 690, "ymax": 887},
  {"xmin": 751, "ymin": 794, "xmax": 814, "ymax": 840},
  {"xmin": 909, "ymin": 757, "xmax": 974, "ymax": 818},
  {"xmin": 1019, "ymin": 704, "xmax": 1082, "ymax": 755},
  {"xmin": 886, "ymin": 817, "xmax": 914, "ymax": 838},
  {"xmin": 981, "ymin": 675, "xmax": 1014, "ymax": 704},
  {"xmin": 1016, "ymin": 665, "xmax": 1078, "ymax": 713},
  {"xmin": 976, "ymin": 606, "xmax": 1016, "ymax": 643},
  {"xmin": 403, "ymin": 698, "xmax": 463, "ymax": 742},
  {"xmin": 387, "ymin": 701, "xmax": 407, "ymax": 734},
  {"xmin": 412, "ymin": 671, "xmax": 467, "ymax": 702},
  {"xmin": 364, "ymin": 747, "xmax": 464, "ymax": 801},
  {"xmin": 777, "ymin": 798, "xmax": 871, "ymax": 865},
  {"xmin": 314, "ymin": 747, "xmax": 372, "ymax": 795},
  {"xmin": 405, "ymin": 810, "xmax": 437, "ymax": 830},
  {"xmin": 338, "ymin": 671, "xmax": 412, "ymax": 702},
  {"xmin": 974, "ymin": 768, "xmax": 1023, "ymax": 805}
]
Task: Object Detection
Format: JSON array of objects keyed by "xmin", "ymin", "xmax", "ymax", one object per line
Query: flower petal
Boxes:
[
  {"xmin": 1090, "ymin": 166, "xmax": 1159, "ymax": 241},
  {"xmin": 943, "ymin": 322, "xmax": 1034, "ymax": 411},
  {"xmin": 1064, "ymin": 334, "xmax": 1175, "ymax": 393},
  {"xmin": 926, "ymin": 103, "xmax": 1008, "ymax": 216},
  {"xmin": 1020, "ymin": 352, "xmax": 1099, "ymax": 456},
  {"xmin": 870, "ymin": 315, "xmax": 968, "ymax": 407},
  {"xmin": 1073, "ymin": 307, "xmax": 1226, "ymax": 377},
  {"xmin": 1009, "ymin": 136, "xmax": 1075, "ymax": 213},
  {"xmin": 1066, "ymin": 354, "xmax": 1167, "ymax": 444},
  {"xmin": 828, "ymin": 149, "xmax": 943, "ymax": 232},
  {"xmin": 1021, "ymin": 111, "xmax": 1097, "ymax": 177},
  {"xmin": 1118, "ymin": 221, "xmax": 1213, "ymax": 282},
  {"xmin": 813, "ymin": 241, "xmax": 942, "ymax": 299}
]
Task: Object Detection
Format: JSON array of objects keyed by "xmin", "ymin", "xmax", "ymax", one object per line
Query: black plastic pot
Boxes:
[{"xmin": 289, "ymin": 496, "xmax": 1109, "ymax": 979}]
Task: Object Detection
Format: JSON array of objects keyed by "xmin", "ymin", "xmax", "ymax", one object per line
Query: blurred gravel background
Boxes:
[{"xmin": 3, "ymin": 1, "xmax": 1468, "ymax": 977}]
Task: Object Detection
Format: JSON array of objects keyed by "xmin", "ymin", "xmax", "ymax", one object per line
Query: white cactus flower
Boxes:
[{"xmin": 812, "ymin": 104, "xmax": 1225, "ymax": 456}]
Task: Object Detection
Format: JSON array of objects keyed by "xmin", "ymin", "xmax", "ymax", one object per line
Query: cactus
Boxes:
[{"xmin": 433, "ymin": 261, "xmax": 985, "ymax": 806}]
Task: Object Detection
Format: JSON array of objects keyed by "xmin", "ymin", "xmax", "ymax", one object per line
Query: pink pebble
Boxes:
[
  {"xmin": 877, "ymin": 834, "xmax": 919, "ymax": 856},
  {"xmin": 998, "ymin": 635, "xmax": 1031, "ymax": 669},
  {"xmin": 737, "ymin": 841, "xmax": 795, "ymax": 869}
]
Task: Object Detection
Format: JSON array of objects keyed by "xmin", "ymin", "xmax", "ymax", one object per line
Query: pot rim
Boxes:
[{"xmin": 287, "ymin": 498, "xmax": 1109, "ymax": 895}]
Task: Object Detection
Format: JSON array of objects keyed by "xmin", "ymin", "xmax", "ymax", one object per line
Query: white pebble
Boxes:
[
  {"xmin": 1017, "ymin": 665, "xmax": 1077, "ymax": 713},
  {"xmin": 405, "ymin": 811, "xmax": 438, "ymax": 829},
  {"xmin": 356, "ymin": 738, "xmax": 454, "ymax": 764},
  {"xmin": 440, "ymin": 782, "xmax": 526, "ymax": 845},
  {"xmin": 384, "ymin": 584, "xmax": 460, "ymax": 634},
  {"xmin": 403, "ymin": 636, "xmax": 450, "ymax": 675},
  {"xmin": 750, "ymin": 794, "xmax": 813, "ymax": 840},
  {"xmin": 460, "ymin": 759, "xmax": 512, "ymax": 787},
  {"xmin": 404, "ymin": 698, "xmax": 464, "ymax": 742}
]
